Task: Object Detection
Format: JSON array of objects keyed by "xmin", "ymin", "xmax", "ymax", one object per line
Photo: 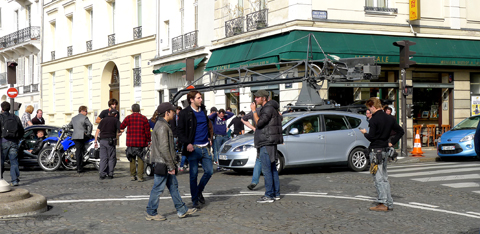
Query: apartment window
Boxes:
[
  {"xmin": 14, "ymin": 10, "xmax": 18, "ymax": 30},
  {"xmin": 88, "ymin": 65, "xmax": 92, "ymax": 108},
  {"xmin": 69, "ymin": 69, "xmax": 73, "ymax": 111},
  {"xmin": 158, "ymin": 90, "xmax": 164, "ymax": 104},
  {"xmin": 88, "ymin": 9, "xmax": 93, "ymax": 40},
  {"xmin": 366, "ymin": 0, "xmax": 387, "ymax": 7},
  {"xmin": 51, "ymin": 22, "xmax": 56, "ymax": 50},
  {"xmin": 238, "ymin": 0, "xmax": 243, "ymax": 16},
  {"xmin": 194, "ymin": 1, "xmax": 198, "ymax": 31},
  {"xmin": 133, "ymin": 55, "xmax": 141, "ymax": 87},
  {"xmin": 259, "ymin": 0, "xmax": 265, "ymax": 10},
  {"xmin": 164, "ymin": 20, "xmax": 170, "ymax": 47},
  {"xmin": 67, "ymin": 16, "xmax": 73, "ymax": 47},
  {"xmin": 26, "ymin": 5, "xmax": 31, "ymax": 27},
  {"xmin": 52, "ymin": 73, "xmax": 56, "ymax": 112},
  {"xmin": 112, "ymin": 2, "xmax": 116, "ymax": 34},
  {"xmin": 0, "ymin": 8, "xmax": 2, "ymax": 28},
  {"xmin": 137, "ymin": 0, "xmax": 142, "ymax": 27}
]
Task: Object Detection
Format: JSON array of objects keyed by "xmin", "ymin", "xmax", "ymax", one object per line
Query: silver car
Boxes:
[{"xmin": 218, "ymin": 111, "xmax": 370, "ymax": 173}]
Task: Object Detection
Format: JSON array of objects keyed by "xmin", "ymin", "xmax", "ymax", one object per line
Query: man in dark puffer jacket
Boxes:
[{"xmin": 250, "ymin": 90, "xmax": 283, "ymax": 203}]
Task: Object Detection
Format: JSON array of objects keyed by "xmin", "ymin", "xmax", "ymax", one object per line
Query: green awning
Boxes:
[
  {"xmin": 205, "ymin": 30, "xmax": 480, "ymax": 71},
  {"xmin": 153, "ymin": 57, "xmax": 205, "ymax": 74}
]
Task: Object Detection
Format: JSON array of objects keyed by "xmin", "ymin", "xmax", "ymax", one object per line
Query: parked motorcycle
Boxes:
[{"xmin": 37, "ymin": 126, "xmax": 100, "ymax": 171}]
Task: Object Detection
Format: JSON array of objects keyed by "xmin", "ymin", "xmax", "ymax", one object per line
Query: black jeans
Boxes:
[{"xmin": 73, "ymin": 140, "xmax": 85, "ymax": 172}]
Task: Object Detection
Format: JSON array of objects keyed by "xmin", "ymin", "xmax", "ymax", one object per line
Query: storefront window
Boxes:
[{"xmin": 226, "ymin": 91, "xmax": 240, "ymax": 114}]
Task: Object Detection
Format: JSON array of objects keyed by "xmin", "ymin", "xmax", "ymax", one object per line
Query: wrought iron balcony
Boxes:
[
  {"xmin": 0, "ymin": 26, "xmax": 40, "ymax": 50},
  {"xmin": 172, "ymin": 35, "xmax": 183, "ymax": 53},
  {"xmin": 247, "ymin": 9, "xmax": 268, "ymax": 32},
  {"xmin": 225, "ymin": 17, "xmax": 244, "ymax": 37},
  {"xmin": 133, "ymin": 68, "xmax": 141, "ymax": 87},
  {"xmin": 364, "ymin": 6, "xmax": 398, "ymax": 13},
  {"xmin": 23, "ymin": 85, "xmax": 31, "ymax": 93},
  {"xmin": 51, "ymin": 51, "xmax": 55, "ymax": 60},
  {"xmin": 31, "ymin": 84, "xmax": 39, "ymax": 92},
  {"xmin": 108, "ymin": 34, "xmax": 115, "ymax": 46},
  {"xmin": 67, "ymin": 46, "xmax": 73, "ymax": 56},
  {"xmin": 133, "ymin": 26, "xmax": 142, "ymax": 40},
  {"xmin": 184, "ymin": 31, "xmax": 198, "ymax": 50},
  {"xmin": 0, "ymin": 73, "xmax": 6, "ymax": 86},
  {"xmin": 86, "ymin": 40, "xmax": 92, "ymax": 51}
]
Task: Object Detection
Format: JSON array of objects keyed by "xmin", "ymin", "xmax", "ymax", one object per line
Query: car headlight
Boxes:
[
  {"xmin": 460, "ymin": 134, "xmax": 474, "ymax": 142},
  {"xmin": 232, "ymin": 145, "xmax": 255, "ymax": 152}
]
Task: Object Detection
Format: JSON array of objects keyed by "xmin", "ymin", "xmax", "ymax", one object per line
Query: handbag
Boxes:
[{"xmin": 153, "ymin": 162, "xmax": 168, "ymax": 175}]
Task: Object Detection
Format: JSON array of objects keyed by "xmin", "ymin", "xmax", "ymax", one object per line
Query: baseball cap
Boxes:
[
  {"xmin": 254, "ymin": 90, "xmax": 269, "ymax": 97},
  {"xmin": 157, "ymin": 102, "xmax": 176, "ymax": 115}
]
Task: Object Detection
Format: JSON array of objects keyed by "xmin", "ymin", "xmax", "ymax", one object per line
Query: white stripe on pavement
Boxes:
[
  {"xmin": 466, "ymin": 212, "xmax": 480, "ymax": 216},
  {"xmin": 412, "ymin": 174, "xmax": 480, "ymax": 182},
  {"xmin": 389, "ymin": 167, "xmax": 480, "ymax": 178},
  {"xmin": 388, "ymin": 163, "xmax": 480, "ymax": 173},
  {"xmin": 441, "ymin": 182, "xmax": 480, "ymax": 188},
  {"xmin": 387, "ymin": 162, "xmax": 458, "ymax": 169},
  {"xmin": 473, "ymin": 191, "xmax": 480, "ymax": 194},
  {"xmin": 299, "ymin": 192, "xmax": 328, "ymax": 195},
  {"xmin": 408, "ymin": 202, "xmax": 439, "ymax": 208}
]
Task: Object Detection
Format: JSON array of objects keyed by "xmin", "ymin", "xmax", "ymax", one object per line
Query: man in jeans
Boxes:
[
  {"xmin": 146, "ymin": 103, "xmax": 197, "ymax": 221},
  {"xmin": 208, "ymin": 108, "xmax": 235, "ymax": 171},
  {"xmin": 177, "ymin": 91, "xmax": 214, "ymax": 209},
  {"xmin": 360, "ymin": 97, "xmax": 404, "ymax": 212},
  {"xmin": 0, "ymin": 102, "xmax": 24, "ymax": 186},
  {"xmin": 250, "ymin": 90, "xmax": 283, "ymax": 203},
  {"xmin": 242, "ymin": 107, "xmax": 262, "ymax": 190},
  {"xmin": 120, "ymin": 104, "xmax": 151, "ymax": 182}
]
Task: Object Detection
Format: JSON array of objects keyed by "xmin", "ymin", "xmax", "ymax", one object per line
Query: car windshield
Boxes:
[
  {"xmin": 282, "ymin": 116, "xmax": 296, "ymax": 126},
  {"xmin": 452, "ymin": 116, "xmax": 480, "ymax": 130}
]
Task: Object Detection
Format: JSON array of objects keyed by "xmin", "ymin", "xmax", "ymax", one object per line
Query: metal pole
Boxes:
[
  {"xmin": 10, "ymin": 84, "xmax": 14, "ymax": 115},
  {"xmin": 401, "ymin": 69, "xmax": 407, "ymax": 157}
]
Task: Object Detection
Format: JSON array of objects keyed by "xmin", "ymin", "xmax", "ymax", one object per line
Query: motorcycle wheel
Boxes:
[
  {"xmin": 62, "ymin": 150, "xmax": 77, "ymax": 170},
  {"xmin": 38, "ymin": 146, "xmax": 62, "ymax": 171}
]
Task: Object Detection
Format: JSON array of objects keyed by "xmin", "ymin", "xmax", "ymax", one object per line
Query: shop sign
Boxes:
[
  {"xmin": 409, "ymin": 0, "xmax": 420, "ymax": 21},
  {"xmin": 472, "ymin": 96, "xmax": 480, "ymax": 116},
  {"xmin": 312, "ymin": 10, "xmax": 327, "ymax": 20}
]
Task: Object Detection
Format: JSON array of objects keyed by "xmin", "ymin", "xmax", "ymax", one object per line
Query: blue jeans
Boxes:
[
  {"xmin": 146, "ymin": 174, "xmax": 188, "ymax": 217},
  {"xmin": 251, "ymin": 157, "xmax": 262, "ymax": 185},
  {"xmin": 1, "ymin": 141, "xmax": 19, "ymax": 183},
  {"xmin": 260, "ymin": 146, "xmax": 280, "ymax": 198},
  {"xmin": 188, "ymin": 147, "xmax": 213, "ymax": 205},
  {"xmin": 370, "ymin": 151, "xmax": 393, "ymax": 208},
  {"xmin": 213, "ymin": 135, "xmax": 229, "ymax": 163},
  {"xmin": 180, "ymin": 156, "xmax": 188, "ymax": 168}
]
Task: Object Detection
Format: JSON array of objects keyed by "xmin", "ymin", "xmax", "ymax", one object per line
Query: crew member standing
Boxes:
[
  {"xmin": 67, "ymin": 106, "xmax": 93, "ymax": 173},
  {"xmin": 360, "ymin": 97, "xmax": 404, "ymax": 212},
  {"xmin": 208, "ymin": 109, "xmax": 235, "ymax": 171},
  {"xmin": 95, "ymin": 109, "xmax": 121, "ymax": 179},
  {"xmin": 228, "ymin": 111, "xmax": 245, "ymax": 138}
]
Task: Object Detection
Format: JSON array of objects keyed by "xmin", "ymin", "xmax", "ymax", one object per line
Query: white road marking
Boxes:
[
  {"xmin": 412, "ymin": 174, "xmax": 480, "ymax": 182},
  {"xmin": 408, "ymin": 202, "xmax": 439, "ymax": 208},
  {"xmin": 466, "ymin": 212, "xmax": 480, "ymax": 216},
  {"xmin": 441, "ymin": 182, "xmax": 480, "ymax": 188},
  {"xmin": 387, "ymin": 162, "xmax": 458, "ymax": 169},
  {"xmin": 299, "ymin": 192, "xmax": 328, "ymax": 195},
  {"xmin": 389, "ymin": 167, "xmax": 480, "ymax": 178},
  {"xmin": 354, "ymin": 195, "xmax": 375, "ymax": 200},
  {"xmin": 472, "ymin": 191, "xmax": 480, "ymax": 194},
  {"xmin": 47, "ymin": 193, "xmax": 480, "ymax": 220},
  {"xmin": 125, "ymin": 195, "xmax": 149, "ymax": 198},
  {"xmin": 240, "ymin": 191, "xmax": 264, "ymax": 194},
  {"xmin": 388, "ymin": 163, "xmax": 480, "ymax": 173}
]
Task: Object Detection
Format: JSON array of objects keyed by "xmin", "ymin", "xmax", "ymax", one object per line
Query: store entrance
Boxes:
[{"xmin": 412, "ymin": 88, "xmax": 445, "ymax": 148}]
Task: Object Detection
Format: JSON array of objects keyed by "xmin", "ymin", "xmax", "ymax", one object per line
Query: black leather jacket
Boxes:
[{"xmin": 254, "ymin": 100, "xmax": 283, "ymax": 148}]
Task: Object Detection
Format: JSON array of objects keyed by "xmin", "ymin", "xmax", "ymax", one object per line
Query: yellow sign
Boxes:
[
  {"xmin": 472, "ymin": 96, "xmax": 480, "ymax": 116},
  {"xmin": 409, "ymin": 0, "xmax": 420, "ymax": 21}
]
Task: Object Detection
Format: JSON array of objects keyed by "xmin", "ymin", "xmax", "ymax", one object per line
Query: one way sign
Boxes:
[{"xmin": 7, "ymin": 87, "xmax": 18, "ymax": 98}]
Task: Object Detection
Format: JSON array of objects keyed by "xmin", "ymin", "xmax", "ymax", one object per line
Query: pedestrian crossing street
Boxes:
[{"xmin": 361, "ymin": 161, "xmax": 480, "ymax": 194}]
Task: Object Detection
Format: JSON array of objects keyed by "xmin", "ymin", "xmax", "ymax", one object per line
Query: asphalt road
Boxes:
[{"xmin": 1, "ymin": 160, "xmax": 480, "ymax": 234}]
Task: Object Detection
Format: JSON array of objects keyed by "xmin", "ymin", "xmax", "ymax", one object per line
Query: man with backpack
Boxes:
[{"xmin": 0, "ymin": 102, "xmax": 24, "ymax": 186}]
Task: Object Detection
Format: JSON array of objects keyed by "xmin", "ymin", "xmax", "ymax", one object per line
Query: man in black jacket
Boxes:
[
  {"xmin": 250, "ymin": 90, "xmax": 283, "ymax": 203},
  {"xmin": 0, "ymin": 102, "xmax": 24, "ymax": 186},
  {"xmin": 360, "ymin": 97, "xmax": 404, "ymax": 212},
  {"xmin": 177, "ymin": 91, "xmax": 214, "ymax": 209}
]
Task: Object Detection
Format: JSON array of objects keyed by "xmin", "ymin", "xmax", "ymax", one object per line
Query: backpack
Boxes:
[{"xmin": 1, "ymin": 114, "xmax": 18, "ymax": 138}]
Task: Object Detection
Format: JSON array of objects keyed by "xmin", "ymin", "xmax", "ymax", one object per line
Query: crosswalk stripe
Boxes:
[
  {"xmin": 441, "ymin": 182, "xmax": 480, "ymax": 188},
  {"xmin": 389, "ymin": 167, "xmax": 480, "ymax": 177},
  {"xmin": 411, "ymin": 174, "xmax": 480, "ymax": 182},
  {"xmin": 388, "ymin": 163, "xmax": 480, "ymax": 173},
  {"xmin": 387, "ymin": 162, "xmax": 458, "ymax": 169}
]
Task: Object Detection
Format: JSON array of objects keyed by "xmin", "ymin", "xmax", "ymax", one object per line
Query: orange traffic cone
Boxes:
[{"xmin": 410, "ymin": 129, "xmax": 424, "ymax": 157}]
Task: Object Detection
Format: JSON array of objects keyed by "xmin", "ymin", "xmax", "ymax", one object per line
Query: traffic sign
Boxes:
[{"xmin": 7, "ymin": 87, "xmax": 18, "ymax": 98}]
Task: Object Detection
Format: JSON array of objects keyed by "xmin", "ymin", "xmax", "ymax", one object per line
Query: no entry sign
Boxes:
[{"xmin": 7, "ymin": 87, "xmax": 18, "ymax": 98}]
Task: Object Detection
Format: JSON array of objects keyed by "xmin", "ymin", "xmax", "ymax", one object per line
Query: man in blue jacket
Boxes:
[{"xmin": 208, "ymin": 109, "xmax": 235, "ymax": 171}]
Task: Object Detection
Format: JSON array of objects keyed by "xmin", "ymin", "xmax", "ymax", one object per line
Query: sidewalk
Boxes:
[{"xmin": 395, "ymin": 147, "xmax": 440, "ymax": 164}]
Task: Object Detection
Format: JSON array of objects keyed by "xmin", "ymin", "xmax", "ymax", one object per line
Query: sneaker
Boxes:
[
  {"xmin": 257, "ymin": 196, "xmax": 274, "ymax": 203},
  {"xmin": 179, "ymin": 168, "xmax": 184, "ymax": 172},
  {"xmin": 108, "ymin": 175, "xmax": 113, "ymax": 179},
  {"xmin": 10, "ymin": 181, "xmax": 19, "ymax": 186},
  {"xmin": 138, "ymin": 178, "xmax": 144, "ymax": 182},
  {"xmin": 131, "ymin": 176, "xmax": 137, "ymax": 181},
  {"xmin": 145, "ymin": 214, "xmax": 167, "ymax": 221},
  {"xmin": 274, "ymin": 196, "xmax": 281, "ymax": 201},
  {"xmin": 178, "ymin": 208, "xmax": 197, "ymax": 218},
  {"xmin": 247, "ymin": 183, "xmax": 257, "ymax": 190},
  {"xmin": 99, "ymin": 176, "xmax": 106, "ymax": 180},
  {"xmin": 198, "ymin": 192, "xmax": 205, "ymax": 204}
]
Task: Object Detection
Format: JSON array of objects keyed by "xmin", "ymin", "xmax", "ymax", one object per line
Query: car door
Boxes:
[
  {"xmin": 322, "ymin": 114, "xmax": 356, "ymax": 162},
  {"xmin": 283, "ymin": 115, "xmax": 324, "ymax": 165}
]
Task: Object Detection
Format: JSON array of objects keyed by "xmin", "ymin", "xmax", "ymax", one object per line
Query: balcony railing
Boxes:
[
  {"xmin": 184, "ymin": 31, "xmax": 198, "ymax": 50},
  {"xmin": 108, "ymin": 34, "xmax": 115, "ymax": 46},
  {"xmin": 133, "ymin": 68, "xmax": 141, "ymax": 87},
  {"xmin": 172, "ymin": 35, "xmax": 183, "ymax": 53},
  {"xmin": 67, "ymin": 46, "xmax": 73, "ymax": 56},
  {"xmin": 51, "ymin": 51, "xmax": 55, "ymax": 60},
  {"xmin": 133, "ymin": 26, "xmax": 142, "ymax": 39},
  {"xmin": 246, "ymin": 9, "xmax": 268, "ymax": 32},
  {"xmin": 364, "ymin": 6, "xmax": 398, "ymax": 13},
  {"xmin": 0, "ymin": 73, "xmax": 6, "ymax": 86},
  {"xmin": 86, "ymin": 40, "xmax": 92, "ymax": 51},
  {"xmin": 0, "ymin": 26, "xmax": 40, "ymax": 50},
  {"xmin": 23, "ymin": 85, "xmax": 31, "ymax": 93},
  {"xmin": 31, "ymin": 84, "xmax": 39, "ymax": 92},
  {"xmin": 225, "ymin": 17, "xmax": 244, "ymax": 37}
]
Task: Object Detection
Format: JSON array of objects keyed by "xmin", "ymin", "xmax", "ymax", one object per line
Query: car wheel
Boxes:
[
  {"xmin": 348, "ymin": 147, "xmax": 369, "ymax": 172},
  {"xmin": 145, "ymin": 164, "xmax": 153, "ymax": 176},
  {"xmin": 37, "ymin": 147, "xmax": 61, "ymax": 171},
  {"xmin": 275, "ymin": 153, "xmax": 285, "ymax": 174}
]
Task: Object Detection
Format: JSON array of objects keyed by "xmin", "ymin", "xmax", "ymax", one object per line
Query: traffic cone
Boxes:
[{"xmin": 410, "ymin": 129, "xmax": 424, "ymax": 157}]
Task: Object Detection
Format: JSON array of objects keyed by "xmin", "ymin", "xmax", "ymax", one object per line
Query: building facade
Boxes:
[
  {"xmin": 0, "ymin": 0, "xmax": 42, "ymax": 117},
  {"xmin": 41, "ymin": 0, "xmax": 156, "ymax": 146}
]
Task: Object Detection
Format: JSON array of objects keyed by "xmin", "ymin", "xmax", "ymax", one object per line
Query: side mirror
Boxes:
[{"xmin": 289, "ymin": 128, "xmax": 299, "ymax": 135}]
